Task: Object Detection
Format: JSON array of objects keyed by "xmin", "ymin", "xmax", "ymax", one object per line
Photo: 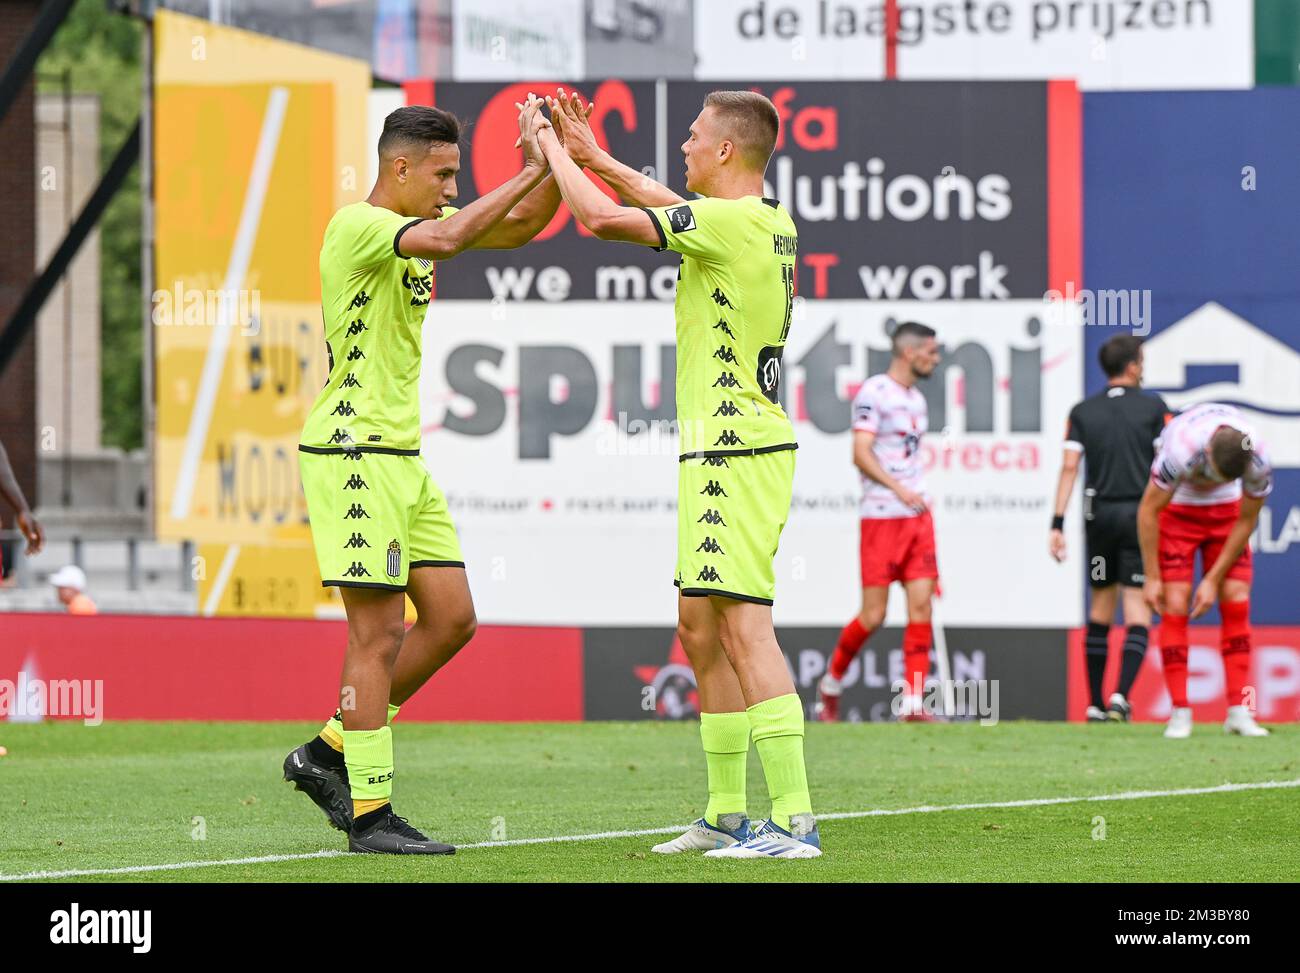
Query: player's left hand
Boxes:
[
  {"xmin": 16, "ymin": 508, "xmax": 44, "ymax": 555},
  {"xmin": 1190, "ymin": 576, "xmax": 1219, "ymax": 619},
  {"xmin": 1048, "ymin": 528, "xmax": 1066, "ymax": 562},
  {"xmin": 514, "ymin": 94, "xmax": 552, "ymax": 168}
]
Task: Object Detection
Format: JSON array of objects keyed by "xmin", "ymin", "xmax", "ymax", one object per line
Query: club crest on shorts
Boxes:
[{"xmin": 386, "ymin": 539, "xmax": 402, "ymax": 578}]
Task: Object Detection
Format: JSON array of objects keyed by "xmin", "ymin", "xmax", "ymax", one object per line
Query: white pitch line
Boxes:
[
  {"xmin": 168, "ymin": 85, "xmax": 289, "ymax": 522},
  {"xmin": 3, "ymin": 778, "xmax": 1296, "ymax": 882}
]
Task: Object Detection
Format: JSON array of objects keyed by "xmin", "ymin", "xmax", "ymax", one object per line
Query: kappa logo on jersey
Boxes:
[
  {"xmin": 343, "ymin": 503, "xmax": 370, "ymax": 519},
  {"xmin": 343, "ymin": 473, "xmax": 368, "ymax": 490},
  {"xmin": 713, "ymin": 371, "xmax": 741, "ymax": 389},
  {"xmin": 345, "ymin": 319, "xmax": 368, "ymax": 338},
  {"xmin": 696, "ymin": 537, "xmax": 725, "ymax": 554},
  {"xmin": 713, "ymin": 320, "xmax": 736, "ymax": 339},
  {"xmin": 328, "ymin": 428, "xmax": 354, "ymax": 445},
  {"xmin": 698, "ymin": 508, "xmax": 727, "ymax": 526},
  {"xmin": 344, "ymin": 532, "xmax": 370, "ymax": 549},
  {"xmin": 711, "ymin": 288, "xmax": 734, "ymax": 309},
  {"xmin": 714, "ymin": 401, "xmax": 742, "ymax": 417},
  {"xmin": 713, "ymin": 345, "xmax": 738, "ymax": 364},
  {"xmin": 403, "ymin": 267, "xmax": 432, "ymax": 307},
  {"xmin": 714, "ymin": 430, "xmax": 745, "ymax": 447},
  {"xmin": 342, "ymin": 561, "xmax": 371, "ymax": 578},
  {"xmin": 331, "ymin": 400, "xmax": 357, "ymax": 417},
  {"xmin": 666, "ymin": 205, "xmax": 695, "ymax": 233},
  {"xmin": 340, "ymin": 373, "xmax": 362, "ymax": 389},
  {"xmin": 349, "ymin": 290, "xmax": 371, "ymax": 310},
  {"xmin": 696, "ymin": 566, "xmax": 723, "ymax": 583},
  {"xmin": 386, "ymin": 539, "xmax": 402, "ymax": 579},
  {"xmin": 347, "ymin": 346, "xmax": 366, "ymax": 362},
  {"xmin": 700, "ymin": 479, "xmax": 729, "ymax": 498}
]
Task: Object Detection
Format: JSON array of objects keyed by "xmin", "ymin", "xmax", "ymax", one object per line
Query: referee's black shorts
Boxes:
[{"xmin": 1085, "ymin": 499, "xmax": 1144, "ymax": 589}]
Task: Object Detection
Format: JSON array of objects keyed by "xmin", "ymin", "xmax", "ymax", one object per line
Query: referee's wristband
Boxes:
[{"xmin": 1051, "ymin": 515, "xmax": 1065, "ymax": 531}]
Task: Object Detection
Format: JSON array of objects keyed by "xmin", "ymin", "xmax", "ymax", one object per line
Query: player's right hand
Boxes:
[
  {"xmin": 551, "ymin": 88, "xmax": 598, "ymax": 167},
  {"xmin": 895, "ymin": 487, "xmax": 927, "ymax": 513},
  {"xmin": 1143, "ymin": 577, "xmax": 1165, "ymax": 615},
  {"xmin": 17, "ymin": 508, "xmax": 44, "ymax": 555},
  {"xmin": 1048, "ymin": 528, "xmax": 1066, "ymax": 562},
  {"xmin": 514, "ymin": 94, "xmax": 551, "ymax": 169}
]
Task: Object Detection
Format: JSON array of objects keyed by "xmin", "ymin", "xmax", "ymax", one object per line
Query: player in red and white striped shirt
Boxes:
[
  {"xmin": 816, "ymin": 322, "xmax": 941, "ymax": 722},
  {"xmin": 1137, "ymin": 402, "xmax": 1274, "ymax": 739}
]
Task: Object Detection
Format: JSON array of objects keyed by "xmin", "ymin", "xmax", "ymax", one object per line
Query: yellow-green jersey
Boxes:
[
  {"xmin": 642, "ymin": 195, "xmax": 798, "ymax": 460},
  {"xmin": 300, "ymin": 201, "xmax": 456, "ymax": 455}
]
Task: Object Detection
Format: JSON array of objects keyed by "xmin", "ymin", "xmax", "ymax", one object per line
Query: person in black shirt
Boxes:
[{"xmin": 1049, "ymin": 336, "xmax": 1170, "ymax": 722}]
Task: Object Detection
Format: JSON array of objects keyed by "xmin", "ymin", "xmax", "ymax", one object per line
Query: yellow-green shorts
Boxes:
[
  {"xmin": 675, "ymin": 447, "xmax": 796, "ymax": 606},
  {"xmin": 299, "ymin": 449, "xmax": 463, "ymax": 591}
]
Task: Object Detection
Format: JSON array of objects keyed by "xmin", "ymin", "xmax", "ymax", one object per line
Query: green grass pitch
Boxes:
[{"xmin": 1, "ymin": 720, "xmax": 1296, "ymax": 882}]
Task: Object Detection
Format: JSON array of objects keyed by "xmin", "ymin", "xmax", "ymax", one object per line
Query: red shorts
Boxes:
[
  {"xmin": 1158, "ymin": 500, "xmax": 1252, "ymax": 585},
  {"xmin": 860, "ymin": 512, "xmax": 939, "ymax": 588}
]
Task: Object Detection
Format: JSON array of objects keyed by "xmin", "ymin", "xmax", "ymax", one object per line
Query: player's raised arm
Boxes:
[
  {"xmin": 400, "ymin": 96, "xmax": 552, "ymax": 260},
  {"xmin": 537, "ymin": 123, "xmax": 661, "ymax": 245},
  {"xmin": 549, "ymin": 89, "xmax": 686, "ymax": 209}
]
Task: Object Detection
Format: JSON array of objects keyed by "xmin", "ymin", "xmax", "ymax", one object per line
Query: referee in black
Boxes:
[{"xmin": 1050, "ymin": 335, "xmax": 1170, "ymax": 722}]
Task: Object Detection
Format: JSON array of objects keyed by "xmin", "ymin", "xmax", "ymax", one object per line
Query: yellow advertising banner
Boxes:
[{"xmin": 153, "ymin": 10, "xmax": 370, "ymax": 615}]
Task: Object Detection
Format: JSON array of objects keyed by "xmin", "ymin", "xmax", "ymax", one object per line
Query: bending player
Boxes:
[
  {"xmin": 815, "ymin": 323, "xmax": 941, "ymax": 722},
  {"xmin": 1137, "ymin": 402, "xmax": 1273, "ymax": 739},
  {"xmin": 284, "ymin": 98, "xmax": 561, "ymax": 854},
  {"xmin": 539, "ymin": 89, "xmax": 820, "ymax": 858}
]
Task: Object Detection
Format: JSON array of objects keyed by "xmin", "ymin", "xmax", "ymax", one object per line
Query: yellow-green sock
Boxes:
[
  {"xmin": 700, "ymin": 711, "xmax": 749, "ymax": 827},
  {"xmin": 342, "ymin": 725, "xmax": 394, "ymax": 815},
  {"xmin": 747, "ymin": 693, "xmax": 812, "ymax": 832},
  {"xmin": 320, "ymin": 703, "xmax": 400, "ymax": 751}
]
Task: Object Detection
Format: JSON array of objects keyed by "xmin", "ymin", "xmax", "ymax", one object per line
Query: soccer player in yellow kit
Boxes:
[
  {"xmin": 284, "ymin": 97, "xmax": 562, "ymax": 854},
  {"xmin": 539, "ymin": 89, "xmax": 820, "ymax": 858}
]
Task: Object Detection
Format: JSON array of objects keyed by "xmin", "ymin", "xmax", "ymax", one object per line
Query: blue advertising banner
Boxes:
[{"xmin": 1084, "ymin": 89, "xmax": 1300, "ymax": 624}]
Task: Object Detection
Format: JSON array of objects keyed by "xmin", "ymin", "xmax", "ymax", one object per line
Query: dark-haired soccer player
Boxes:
[
  {"xmin": 283, "ymin": 98, "xmax": 562, "ymax": 854},
  {"xmin": 815, "ymin": 322, "xmax": 940, "ymax": 723},
  {"xmin": 1049, "ymin": 335, "xmax": 1168, "ymax": 722},
  {"xmin": 539, "ymin": 89, "xmax": 819, "ymax": 858},
  {"xmin": 1138, "ymin": 402, "xmax": 1273, "ymax": 739}
]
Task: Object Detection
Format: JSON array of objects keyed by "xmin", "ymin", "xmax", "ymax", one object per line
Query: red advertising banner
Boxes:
[
  {"xmin": 0, "ymin": 615, "xmax": 583, "ymax": 722},
  {"xmin": 1066, "ymin": 626, "xmax": 1300, "ymax": 723}
]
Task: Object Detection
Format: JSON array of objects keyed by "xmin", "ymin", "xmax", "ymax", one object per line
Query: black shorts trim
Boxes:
[
  {"xmin": 409, "ymin": 560, "xmax": 466, "ymax": 570},
  {"xmin": 640, "ymin": 207, "xmax": 667, "ymax": 251},
  {"xmin": 298, "ymin": 444, "xmax": 421, "ymax": 456},
  {"xmin": 678, "ymin": 585, "xmax": 774, "ymax": 607},
  {"xmin": 679, "ymin": 442, "xmax": 798, "ymax": 462},
  {"xmin": 393, "ymin": 218, "xmax": 425, "ymax": 258},
  {"xmin": 323, "ymin": 579, "xmax": 406, "ymax": 592}
]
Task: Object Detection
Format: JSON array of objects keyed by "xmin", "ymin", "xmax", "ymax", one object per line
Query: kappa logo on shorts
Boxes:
[
  {"xmin": 713, "ymin": 371, "xmax": 740, "ymax": 389},
  {"xmin": 700, "ymin": 480, "xmax": 728, "ymax": 498},
  {"xmin": 714, "ymin": 401, "xmax": 742, "ymax": 417},
  {"xmin": 713, "ymin": 320, "xmax": 736, "ymax": 339},
  {"xmin": 331, "ymin": 400, "xmax": 357, "ymax": 417},
  {"xmin": 386, "ymin": 539, "xmax": 402, "ymax": 579},
  {"xmin": 342, "ymin": 561, "xmax": 371, "ymax": 578},
  {"xmin": 344, "ymin": 532, "xmax": 370, "ymax": 549},
  {"xmin": 713, "ymin": 345, "xmax": 738, "ymax": 364},
  {"xmin": 328, "ymin": 428, "xmax": 354, "ymax": 445},
  {"xmin": 667, "ymin": 204, "xmax": 695, "ymax": 233},
  {"xmin": 696, "ymin": 537, "xmax": 725, "ymax": 554},
  {"xmin": 702, "ymin": 456, "xmax": 730, "ymax": 467},
  {"xmin": 343, "ymin": 503, "xmax": 370, "ymax": 519},
  {"xmin": 696, "ymin": 566, "xmax": 723, "ymax": 583},
  {"xmin": 714, "ymin": 430, "xmax": 745, "ymax": 447},
  {"xmin": 341, "ymin": 451, "xmax": 364, "ymax": 461},
  {"xmin": 340, "ymin": 373, "xmax": 362, "ymax": 389},
  {"xmin": 698, "ymin": 508, "xmax": 727, "ymax": 526},
  {"xmin": 343, "ymin": 474, "xmax": 368, "ymax": 490}
]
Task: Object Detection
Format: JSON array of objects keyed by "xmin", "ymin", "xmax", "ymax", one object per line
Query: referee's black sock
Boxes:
[
  {"xmin": 1085, "ymin": 621, "xmax": 1110, "ymax": 710},
  {"xmin": 1117, "ymin": 624, "xmax": 1148, "ymax": 699}
]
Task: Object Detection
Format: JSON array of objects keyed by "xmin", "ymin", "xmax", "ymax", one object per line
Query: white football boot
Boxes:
[
  {"xmin": 651, "ymin": 813, "xmax": 753, "ymax": 854},
  {"xmin": 704, "ymin": 815, "xmax": 822, "ymax": 859},
  {"xmin": 1164, "ymin": 706, "xmax": 1193, "ymax": 739},
  {"xmin": 1223, "ymin": 705, "xmax": 1270, "ymax": 737}
]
